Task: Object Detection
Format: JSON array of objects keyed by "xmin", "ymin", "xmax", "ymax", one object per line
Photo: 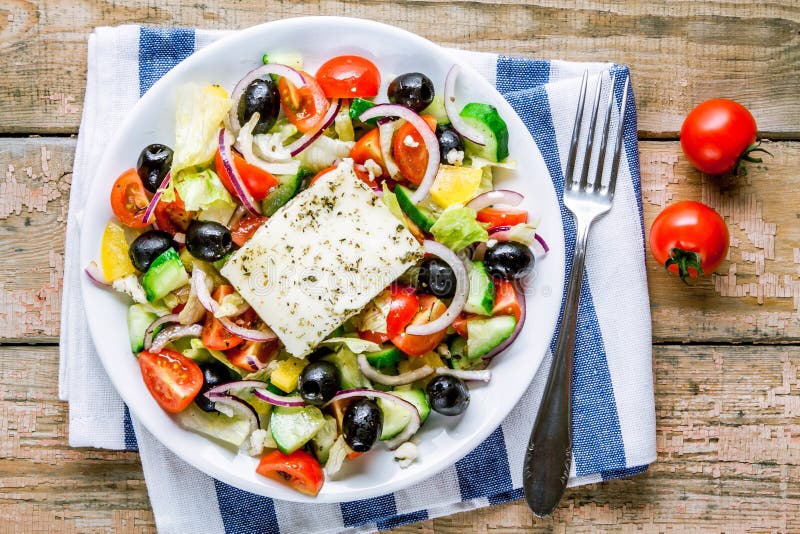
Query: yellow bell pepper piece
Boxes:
[
  {"xmin": 398, "ymin": 351, "xmax": 445, "ymax": 374},
  {"xmin": 429, "ymin": 165, "xmax": 483, "ymax": 208},
  {"xmin": 100, "ymin": 221, "xmax": 137, "ymax": 281},
  {"xmin": 270, "ymin": 357, "xmax": 309, "ymax": 393}
]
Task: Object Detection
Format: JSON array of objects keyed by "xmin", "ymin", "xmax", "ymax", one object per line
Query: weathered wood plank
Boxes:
[
  {"xmin": 3, "ymin": 138, "xmax": 800, "ymax": 343},
  {"xmin": 2, "ymin": 344, "xmax": 797, "ymax": 532},
  {"xmin": 0, "ymin": 1, "xmax": 798, "ymax": 137}
]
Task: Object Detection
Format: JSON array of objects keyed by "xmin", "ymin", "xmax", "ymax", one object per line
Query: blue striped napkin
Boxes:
[{"xmin": 59, "ymin": 24, "xmax": 656, "ymax": 534}]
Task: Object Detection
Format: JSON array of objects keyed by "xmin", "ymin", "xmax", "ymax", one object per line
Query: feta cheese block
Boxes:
[{"xmin": 221, "ymin": 161, "xmax": 424, "ymax": 356}]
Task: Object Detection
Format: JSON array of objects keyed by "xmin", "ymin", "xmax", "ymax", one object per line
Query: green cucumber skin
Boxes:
[
  {"xmin": 395, "ymin": 185, "xmax": 436, "ymax": 231},
  {"xmin": 464, "ymin": 261, "xmax": 495, "ymax": 316},
  {"xmin": 466, "ymin": 315, "xmax": 517, "ymax": 359},
  {"xmin": 460, "ymin": 103, "xmax": 509, "ymax": 162},
  {"xmin": 350, "ymin": 98, "xmax": 379, "ymax": 125},
  {"xmin": 378, "ymin": 397, "xmax": 410, "ymax": 440},
  {"xmin": 270, "ymin": 405, "xmax": 325, "ymax": 454},
  {"xmin": 142, "ymin": 248, "xmax": 188, "ymax": 302},
  {"xmin": 392, "ymin": 389, "xmax": 430, "ymax": 424},
  {"xmin": 262, "ymin": 169, "xmax": 309, "ymax": 216},
  {"xmin": 127, "ymin": 304, "xmax": 158, "ymax": 353},
  {"xmin": 366, "ymin": 346, "xmax": 402, "ymax": 368}
]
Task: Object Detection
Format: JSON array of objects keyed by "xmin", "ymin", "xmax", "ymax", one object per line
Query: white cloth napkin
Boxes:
[{"xmin": 60, "ymin": 25, "xmax": 656, "ymax": 534}]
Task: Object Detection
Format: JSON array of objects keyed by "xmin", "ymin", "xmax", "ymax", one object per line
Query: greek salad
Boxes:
[{"xmin": 88, "ymin": 53, "xmax": 548, "ymax": 496}]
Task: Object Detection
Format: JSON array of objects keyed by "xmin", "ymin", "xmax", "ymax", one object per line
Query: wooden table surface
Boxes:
[{"xmin": 1, "ymin": 1, "xmax": 799, "ymax": 532}]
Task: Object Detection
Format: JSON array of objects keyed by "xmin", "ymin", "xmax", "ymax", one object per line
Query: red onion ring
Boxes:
[
  {"xmin": 533, "ymin": 233, "xmax": 550, "ymax": 254},
  {"xmin": 357, "ymin": 354, "xmax": 433, "ymax": 386},
  {"xmin": 218, "ymin": 316, "xmax": 277, "ymax": 342},
  {"xmin": 142, "ymin": 171, "xmax": 173, "ymax": 224},
  {"xmin": 465, "ymin": 189, "xmax": 523, "ymax": 211},
  {"xmin": 444, "ymin": 64, "xmax": 486, "ymax": 146},
  {"xmin": 483, "ymin": 287, "xmax": 526, "ymax": 360},
  {"xmin": 252, "ymin": 388, "xmax": 307, "ymax": 407},
  {"xmin": 142, "ymin": 313, "xmax": 180, "ymax": 351},
  {"xmin": 359, "ymin": 104, "xmax": 440, "ymax": 204},
  {"xmin": 204, "ymin": 392, "xmax": 260, "ymax": 431},
  {"xmin": 149, "ymin": 323, "xmax": 203, "ymax": 353},
  {"xmin": 228, "ymin": 63, "xmax": 305, "ymax": 135},
  {"xmin": 284, "ymin": 98, "xmax": 341, "ymax": 156},
  {"xmin": 405, "ymin": 240, "xmax": 469, "ymax": 336},
  {"xmin": 378, "ymin": 120, "xmax": 401, "ymax": 178},
  {"xmin": 85, "ymin": 261, "xmax": 110, "ymax": 287},
  {"xmin": 435, "ymin": 367, "xmax": 491, "ymax": 382},
  {"xmin": 218, "ymin": 128, "xmax": 261, "ymax": 216},
  {"xmin": 323, "ymin": 388, "xmax": 421, "ymax": 450},
  {"xmin": 192, "ymin": 268, "xmax": 219, "ymax": 315},
  {"xmin": 206, "ymin": 380, "xmax": 271, "ymax": 397},
  {"xmin": 227, "ymin": 205, "xmax": 247, "ymax": 229}
]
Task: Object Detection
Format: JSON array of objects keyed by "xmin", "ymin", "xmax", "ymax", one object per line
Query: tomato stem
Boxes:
[
  {"xmin": 664, "ymin": 247, "xmax": 704, "ymax": 284},
  {"xmin": 736, "ymin": 141, "xmax": 772, "ymax": 175}
]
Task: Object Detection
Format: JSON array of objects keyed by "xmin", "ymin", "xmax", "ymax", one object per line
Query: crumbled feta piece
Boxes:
[
  {"xmin": 222, "ymin": 161, "xmax": 424, "ymax": 356},
  {"xmin": 487, "ymin": 239, "xmax": 498, "ymax": 248},
  {"xmin": 446, "ymin": 148, "xmax": 465, "ymax": 166},
  {"xmin": 363, "ymin": 158, "xmax": 383, "ymax": 178},
  {"xmin": 403, "ymin": 135, "xmax": 419, "ymax": 148},
  {"xmin": 394, "ymin": 441, "xmax": 419, "ymax": 468},
  {"xmin": 436, "ymin": 343, "xmax": 451, "ymax": 359},
  {"xmin": 112, "ymin": 274, "xmax": 147, "ymax": 304},
  {"xmin": 248, "ymin": 429, "xmax": 269, "ymax": 456}
]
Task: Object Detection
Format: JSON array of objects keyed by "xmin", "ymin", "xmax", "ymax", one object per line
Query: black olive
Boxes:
[
  {"xmin": 483, "ymin": 241, "xmax": 535, "ymax": 280},
  {"xmin": 238, "ymin": 78, "xmax": 280, "ymax": 134},
  {"xmin": 297, "ymin": 361, "xmax": 339, "ymax": 405},
  {"xmin": 387, "ymin": 72, "xmax": 435, "ymax": 112},
  {"xmin": 137, "ymin": 144, "xmax": 173, "ymax": 193},
  {"xmin": 436, "ymin": 125, "xmax": 464, "ymax": 162},
  {"xmin": 185, "ymin": 221, "xmax": 233, "ymax": 262},
  {"xmin": 416, "ymin": 257, "xmax": 457, "ymax": 298},
  {"xmin": 342, "ymin": 398, "xmax": 382, "ymax": 452},
  {"xmin": 426, "ymin": 375, "xmax": 470, "ymax": 416},
  {"xmin": 129, "ymin": 230, "xmax": 176, "ymax": 272},
  {"xmin": 195, "ymin": 362, "xmax": 233, "ymax": 412}
]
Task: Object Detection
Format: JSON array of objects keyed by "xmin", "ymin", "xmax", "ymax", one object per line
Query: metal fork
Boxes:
[{"xmin": 522, "ymin": 70, "xmax": 630, "ymax": 517}]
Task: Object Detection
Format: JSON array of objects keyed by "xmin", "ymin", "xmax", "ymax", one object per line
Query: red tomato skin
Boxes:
[
  {"xmin": 649, "ymin": 200, "xmax": 730, "ymax": 279},
  {"xmin": 358, "ymin": 330, "xmax": 390, "ymax": 345},
  {"xmin": 277, "ymin": 74, "xmax": 330, "ymax": 133},
  {"xmin": 386, "ymin": 286, "xmax": 420, "ymax": 338},
  {"xmin": 256, "ymin": 450, "xmax": 324, "ymax": 496},
  {"xmin": 476, "ymin": 207, "xmax": 529, "ymax": 228},
  {"xmin": 110, "ymin": 168, "xmax": 151, "ymax": 229},
  {"xmin": 492, "ymin": 280, "xmax": 522, "ymax": 323},
  {"xmin": 316, "ymin": 55, "xmax": 380, "ymax": 98},
  {"xmin": 154, "ymin": 192, "xmax": 192, "ymax": 234},
  {"xmin": 231, "ymin": 215, "xmax": 268, "ymax": 247},
  {"xmin": 215, "ymin": 150, "xmax": 279, "ymax": 201},
  {"xmin": 201, "ymin": 285, "xmax": 244, "ymax": 351},
  {"xmin": 680, "ymin": 99, "xmax": 757, "ymax": 175},
  {"xmin": 393, "ymin": 115, "xmax": 438, "ymax": 185},
  {"xmin": 390, "ymin": 295, "xmax": 448, "ymax": 357},
  {"xmin": 139, "ymin": 349, "xmax": 203, "ymax": 413},
  {"xmin": 350, "ymin": 128, "xmax": 386, "ymax": 173}
]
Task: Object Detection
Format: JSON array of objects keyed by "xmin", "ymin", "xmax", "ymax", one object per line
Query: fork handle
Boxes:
[{"xmin": 523, "ymin": 218, "xmax": 591, "ymax": 517}]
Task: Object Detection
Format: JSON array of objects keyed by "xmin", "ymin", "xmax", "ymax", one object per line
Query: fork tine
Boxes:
[
  {"xmin": 606, "ymin": 75, "xmax": 630, "ymax": 199},
  {"xmin": 563, "ymin": 70, "xmax": 589, "ymax": 191},
  {"xmin": 592, "ymin": 72, "xmax": 617, "ymax": 193},
  {"xmin": 577, "ymin": 74, "xmax": 603, "ymax": 191}
]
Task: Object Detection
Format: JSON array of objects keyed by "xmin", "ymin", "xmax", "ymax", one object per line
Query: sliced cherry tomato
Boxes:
[
  {"xmin": 256, "ymin": 449, "xmax": 324, "ymax": 496},
  {"xmin": 358, "ymin": 330, "xmax": 389, "ymax": 345},
  {"xmin": 154, "ymin": 191, "xmax": 192, "ymax": 234},
  {"xmin": 215, "ymin": 149, "xmax": 279, "ymax": 201},
  {"xmin": 310, "ymin": 163, "xmax": 378, "ymax": 189},
  {"xmin": 350, "ymin": 128, "xmax": 386, "ymax": 173},
  {"xmin": 680, "ymin": 99, "xmax": 769, "ymax": 175},
  {"xmin": 309, "ymin": 165, "xmax": 338, "ymax": 187},
  {"xmin": 201, "ymin": 285, "xmax": 244, "ymax": 351},
  {"xmin": 316, "ymin": 55, "xmax": 380, "ymax": 98},
  {"xmin": 391, "ymin": 295, "xmax": 448, "ymax": 357},
  {"xmin": 492, "ymin": 280, "xmax": 522, "ymax": 323},
  {"xmin": 650, "ymin": 200, "xmax": 729, "ymax": 283},
  {"xmin": 110, "ymin": 168, "xmax": 151, "ymax": 228},
  {"xmin": 278, "ymin": 73, "xmax": 330, "ymax": 134},
  {"xmin": 476, "ymin": 207, "xmax": 529, "ymax": 228},
  {"xmin": 227, "ymin": 339, "xmax": 277, "ymax": 372},
  {"xmin": 452, "ymin": 314, "xmax": 469, "ymax": 338},
  {"xmin": 393, "ymin": 115, "xmax": 437, "ymax": 185},
  {"xmin": 231, "ymin": 214, "xmax": 268, "ymax": 247},
  {"xmin": 386, "ymin": 286, "xmax": 419, "ymax": 338},
  {"xmin": 139, "ymin": 349, "xmax": 203, "ymax": 413}
]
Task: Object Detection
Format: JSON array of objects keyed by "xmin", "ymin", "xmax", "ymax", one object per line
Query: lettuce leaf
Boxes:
[
  {"xmin": 175, "ymin": 169, "xmax": 236, "ymax": 224},
  {"xmin": 430, "ymin": 204, "xmax": 488, "ymax": 251},
  {"xmin": 171, "ymin": 84, "xmax": 231, "ymax": 175}
]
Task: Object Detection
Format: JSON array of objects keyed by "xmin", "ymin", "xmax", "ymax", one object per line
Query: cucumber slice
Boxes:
[
  {"xmin": 349, "ymin": 98, "xmax": 379, "ymax": 126},
  {"xmin": 270, "ymin": 405, "xmax": 326, "ymax": 454},
  {"xmin": 395, "ymin": 185, "xmax": 436, "ymax": 231},
  {"xmin": 459, "ymin": 103, "xmax": 509, "ymax": 162},
  {"xmin": 464, "ymin": 260, "xmax": 495, "ymax": 316},
  {"xmin": 175, "ymin": 403, "xmax": 253, "ymax": 448},
  {"xmin": 142, "ymin": 248, "xmax": 189, "ymax": 302},
  {"xmin": 262, "ymin": 168, "xmax": 309, "ymax": 216},
  {"xmin": 466, "ymin": 315, "xmax": 517, "ymax": 359},
  {"xmin": 392, "ymin": 388, "xmax": 430, "ymax": 424},
  {"xmin": 323, "ymin": 348, "xmax": 370, "ymax": 389},
  {"xmin": 447, "ymin": 336, "xmax": 472, "ymax": 370},
  {"xmin": 421, "ymin": 94, "xmax": 449, "ymax": 125},
  {"xmin": 311, "ymin": 416, "xmax": 338, "ymax": 464},
  {"xmin": 365, "ymin": 345, "xmax": 402, "ymax": 369},
  {"xmin": 127, "ymin": 304, "xmax": 158, "ymax": 353},
  {"xmin": 379, "ymin": 397, "xmax": 411, "ymax": 440}
]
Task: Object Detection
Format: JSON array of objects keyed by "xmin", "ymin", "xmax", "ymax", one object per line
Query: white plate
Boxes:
[{"xmin": 80, "ymin": 16, "xmax": 565, "ymax": 503}]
